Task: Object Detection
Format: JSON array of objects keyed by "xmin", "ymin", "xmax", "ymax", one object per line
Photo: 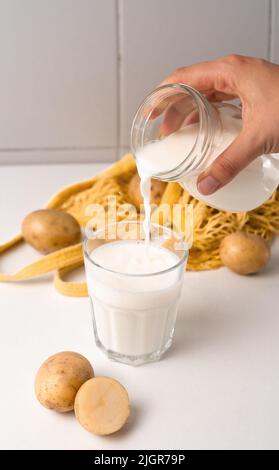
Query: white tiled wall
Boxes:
[
  {"xmin": 272, "ymin": 0, "xmax": 279, "ymax": 62},
  {"xmin": 0, "ymin": 0, "xmax": 276, "ymax": 164},
  {"xmin": 120, "ymin": 0, "xmax": 270, "ymax": 146},
  {"xmin": 0, "ymin": 0, "xmax": 117, "ymax": 162}
]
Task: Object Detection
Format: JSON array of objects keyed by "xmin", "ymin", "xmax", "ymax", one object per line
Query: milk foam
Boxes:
[{"xmin": 90, "ymin": 240, "xmax": 179, "ymax": 275}]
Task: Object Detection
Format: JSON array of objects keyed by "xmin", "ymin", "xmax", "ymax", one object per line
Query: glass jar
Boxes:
[{"xmin": 131, "ymin": 84, "xmax": 279, "ymax": 212}]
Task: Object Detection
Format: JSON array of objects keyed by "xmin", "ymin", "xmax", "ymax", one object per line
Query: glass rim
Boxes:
[{"xmin": 82, "ymin": 221, "xmax": 188, "ymax": 278}]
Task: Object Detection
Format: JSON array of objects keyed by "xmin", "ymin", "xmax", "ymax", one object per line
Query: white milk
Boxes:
[
  {"xmin": 136, "ymin": 108, "xmax": 279, "ymax": 212},
  {"xmin": 85, "ymin": 240, "xmax": 183, "ymax": 359},
  {"xmin": 140, "ymin": 175, "xmax": 152, "ymax": 245}
]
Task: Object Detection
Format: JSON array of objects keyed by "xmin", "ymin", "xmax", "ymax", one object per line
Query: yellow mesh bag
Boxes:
[
  {"xmin": 0, "ymin": 153, "xmax": 278, "ymax": 296},
  {"xmin": 0, "ymin": 154, "xmax": 136, "ymax": 296}
]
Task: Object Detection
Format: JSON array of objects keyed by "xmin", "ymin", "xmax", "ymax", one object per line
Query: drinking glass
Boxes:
[{"xmin": 83, "ymin": 221, "xmax": 188, "ymax": 366}]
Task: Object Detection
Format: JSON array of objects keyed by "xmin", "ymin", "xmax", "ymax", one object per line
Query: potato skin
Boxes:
[
  {"xmin": 220, "ymin": 231, "xmax": 270, "ymax": 275},
  {"xmin": 35, "ymin": 351, "xmax": 94, "ymax": 412},
  {"xmin": 128, "ymin": 173, "xmax": 166, "ymax": 211},
  {"xmin": 22, "ymin": 209, "xmax": 81, "ymax": 254}
]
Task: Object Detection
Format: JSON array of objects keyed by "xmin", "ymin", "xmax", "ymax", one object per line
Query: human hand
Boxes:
[{"xmin": 158, "ymin": 55, "xmax": 279, "ymax": 195}]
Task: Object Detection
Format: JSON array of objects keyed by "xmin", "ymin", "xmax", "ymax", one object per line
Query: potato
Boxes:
[
  {"xmin": 220, "ymin": 231, "xmax": 270, "ymax": 274},
  {"xmin": 128, "ymin": 172, "xmax": 166, "ymax": 211},
  {"xmin": 35, "ymin": 351, "xmax": 94, "ymax": 412},
  {"xmin": 74, "ymin": 377, "xmax": 130, "ymax": 435},
  {"xmin": 22, "ymin": 209, "xmax": 81, "ymax": 254}
]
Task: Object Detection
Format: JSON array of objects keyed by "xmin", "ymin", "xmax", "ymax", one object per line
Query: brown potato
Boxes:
[
  {"xmin": 22, "ymin": 209, "xmax": 81, "ymax": 254},
  {"xmin": 35, "ymin": 351, "xmax": 94, "ymax": 412},
  {"xmin": 74, "ymin": 377, "xmax": 130, "ymax": 436},
  {"xmin": 220, "ymin": 231, "xmax": 270, "ymax": 275},
  {"xmin": 128, "ymin": 172, "xmax": 166, "ymax": 211}
]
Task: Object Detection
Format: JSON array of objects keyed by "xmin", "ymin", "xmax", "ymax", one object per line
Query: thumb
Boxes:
[{"xmin": 197, "ymin": 129, "xmax": 261, "ymax": 195}]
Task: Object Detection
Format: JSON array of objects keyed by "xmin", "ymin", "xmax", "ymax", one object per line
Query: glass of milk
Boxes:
[
  {"xmin": 131, "ymin": 84, "xmax": 279, "ymax": 212},
  {"xmin": 83, "ymin": 221, "xmax": 188, "ymax": 366}
]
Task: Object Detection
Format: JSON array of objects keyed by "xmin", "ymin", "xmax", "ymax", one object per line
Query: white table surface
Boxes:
[{"xmin": 0, "ymin": 162, "xmax": 278, "ymax": 450}]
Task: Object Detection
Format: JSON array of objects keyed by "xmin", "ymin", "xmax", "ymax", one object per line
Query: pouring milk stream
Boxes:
[{"xmin": 84, "ymin": 84, "xmax": 278, "ymax": 365}]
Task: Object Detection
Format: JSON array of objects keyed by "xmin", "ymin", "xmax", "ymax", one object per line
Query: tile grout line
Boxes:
[
  {"xmin": 0, "ymin": 160, "xmax": 113, "ymax": 167},
  {"xmin": 116, "ymin": 0, "xmax": 122, "ymax": 160},
  {"xmin": 115, "ymin": 0, "xmax": 121, "ymax": 160},
  {"xmin": 268, "ymin": 0, "xmax": 273, "ymax": 60},
  {"xmin": 0, "ymin": 146, "xmax": 116, "ymax": 153}
]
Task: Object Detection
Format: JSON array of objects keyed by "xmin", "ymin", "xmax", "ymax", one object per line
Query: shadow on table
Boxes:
[
  {"xmin": 167, "ymin": 310, "xmax": 232, "ymax": 360},
  {"xmin": 260, "ymin": 248, "xmax": 279, "ymax": 276},
  {"xmin": 166, "ymin": 254, "xmax": 279, "ymax": 361}
]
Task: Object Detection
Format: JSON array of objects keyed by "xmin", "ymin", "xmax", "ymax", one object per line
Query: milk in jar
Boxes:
[{"xmin": 131, "ymin": 84, "xmax": 279, "ymax": 212}]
